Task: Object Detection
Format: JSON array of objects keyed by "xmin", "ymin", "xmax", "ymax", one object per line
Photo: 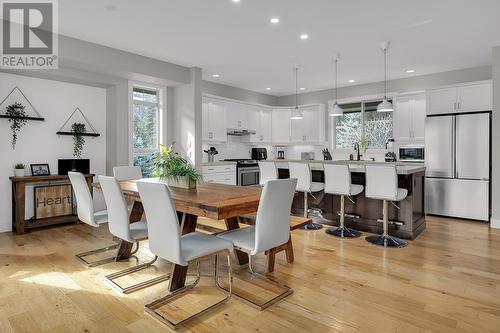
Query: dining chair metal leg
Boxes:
[
  {"xmin": 75, "ymin": 242, "xmax": 120, "ymax": 268},
  {"xmin": 144, "ymin": 249, "xmax": 233, "ymax": 330},
  {"xmin": 216, "ymin": 251, "xmax": 293, "ymax": 310},
  {"xmin": 105, "ymin": 253, "xmax": 171, "ymax": 294}
]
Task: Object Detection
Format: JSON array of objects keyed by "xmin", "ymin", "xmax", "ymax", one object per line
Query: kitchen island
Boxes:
[{"xmin": 271, "ymin": 160, "xmax": 426, "ymax": 240}]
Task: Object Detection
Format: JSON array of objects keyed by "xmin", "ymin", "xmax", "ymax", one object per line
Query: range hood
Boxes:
[{"xmin": 226, "ymin": 128, "xmax": 256, "ymax": 136}]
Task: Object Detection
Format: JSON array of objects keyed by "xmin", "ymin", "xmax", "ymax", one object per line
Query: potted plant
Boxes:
[
  {"xmin": 71, "ymin": 122, "xmax": 86, "ymax": 158},
  {"xmin": 153, "ymin": 142, "xmax": 201, "ymax": 189},
  {"xmin": 5, "ymin": 102, "xmax": 27, "ymax": 149},
  {"xmin": 14, "ymin": 163, "xmax": 25, "ymax": 177}
]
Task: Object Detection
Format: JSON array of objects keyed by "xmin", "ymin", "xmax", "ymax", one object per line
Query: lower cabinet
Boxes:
[{"xmin": 202, "ymin": 164, "xmax": 236, "ymax": 185}]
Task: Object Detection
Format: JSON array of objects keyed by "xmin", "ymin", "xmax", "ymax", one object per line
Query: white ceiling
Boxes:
[{"xmin": 59, "ymin": 0, "xmax": 500, "ymax": 96}]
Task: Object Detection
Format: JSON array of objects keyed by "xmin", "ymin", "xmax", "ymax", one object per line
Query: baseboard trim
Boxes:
[{"xmin": 491, "ymin": 218, "xmax": 500, "ymax": 229}]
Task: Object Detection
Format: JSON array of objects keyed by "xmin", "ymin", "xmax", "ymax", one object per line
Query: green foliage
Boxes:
[
  {"xmin": 359, "ymin": 138, "xmax": 368, "ymax": 152},
  {"xmin": 71, "ymin": 122, "xmax": 86, "ymax": 158},
  {"xmin": 15, "ymin": 163, "xmax": 25, "ymax": 169},
  {"xmin": 154, "ymin": 142, "xmax": 201, "ymax": 182},
  {"xmin": 5, "ymin": 102, "xmax": 27, "ymax": 149}
]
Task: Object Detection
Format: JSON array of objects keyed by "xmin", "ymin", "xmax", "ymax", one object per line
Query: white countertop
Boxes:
[{"xmin": 267, "ymin": 159, "xmax": 425, "ymax": 175}]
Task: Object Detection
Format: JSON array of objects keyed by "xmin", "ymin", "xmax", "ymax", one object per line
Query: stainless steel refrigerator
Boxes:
[{"xmin": 425, "ymin": 112, "xmax": 490, "ymax": 221}]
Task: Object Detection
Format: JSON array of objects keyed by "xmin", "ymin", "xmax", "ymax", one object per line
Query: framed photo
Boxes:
[{"xmin": 31, "ymin": 164, "xmax": 51, "ymax": 176}]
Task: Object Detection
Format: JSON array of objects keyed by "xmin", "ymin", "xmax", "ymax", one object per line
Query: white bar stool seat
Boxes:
[
  {"xmin": 137, "ymin": 181, "xmax": 234, "ymax": 330},
  {"xmin": 364, "ymin": 165, "xmax": 408, "ymax": 248},
  {"xmin": 99, "ymin": 176, "xmax": 170, "ymax": 294},
  {"xmin": 217, "ymin": 178, "xmax": 297, "ymax": 310},
  {"xmin": 323, "ymin": 164, "xmax": 363, "ymax": 238},
  {"xmin": 288, "ymin": 162, "xmax": 324, "ymax": 230},
  {"xmin": 258, "ymin": 161, "xmax": 278, "ymax": 186},
  {"xmin": 69, "ymin": 172, "xmax": 118, "ymax": 267}
]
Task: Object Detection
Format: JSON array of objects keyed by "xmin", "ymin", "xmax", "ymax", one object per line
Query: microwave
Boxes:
[{"xmin": 399, "ymin": 146, "xmax": 424, "ymax": 162}]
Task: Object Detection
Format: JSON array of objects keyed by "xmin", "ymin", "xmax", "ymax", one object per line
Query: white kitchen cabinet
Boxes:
[
  {"xmin": 202, "ymin": 164, "xmax": 236, "ymax": 185},
  {"xmin": 249, "ymin": 106, "xmax": 273, "ymax": 143},
  {"xmin": 427, "ymin": 82, "xmax": 491, "ymax": 115},
  {"xmin": 394, "ymin": 94, "xmax": 426, "ymax": 145},
  {"xmin": 458, "ymin": 83, "xmax": 492, "ymax": 112},
  {"xmin": 202, "ymin": 99, "xmax": 227, "ymax": 142},
  {"xmin": 225, "ymin": 100, "xmax": 249, "ymax": 129},
  {"xmin": 290, "ymin": 105, "xmax": 326, "ymax": 143},
  {"xmin": 272, "ymin": 108, "xmax": 291, "ymax": 143}
]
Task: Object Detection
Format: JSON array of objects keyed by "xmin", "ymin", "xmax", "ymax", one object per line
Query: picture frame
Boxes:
[{"xmin": 30, "ymin": 164, "xmax": 51, "ymax": 176}]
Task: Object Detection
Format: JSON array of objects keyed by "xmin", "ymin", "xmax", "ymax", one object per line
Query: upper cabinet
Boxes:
[
  {"xmin": 427, "ymin": 82, "xmax": 492, "ymax": 115},
  {"xmin": 202, "ymin": 98, "xmax": 227, "ymax": 142},
  {"xmin": 248, "ymin": 106, "xmax": 272, "ymax": 143},
  {"xmin": 272, "ymin": 108, "xmax": 291, "ymax": 143},
  {"xmin": 225, "ymin": 100, "xmax": 249, "ymax": 129},
  {"xmin": 290, "ymin": 104, "xmax": 326, "ymax": 143},
  {"xmin": 393, "ymin": 94, "xmax": 426, "ymax": 145}
]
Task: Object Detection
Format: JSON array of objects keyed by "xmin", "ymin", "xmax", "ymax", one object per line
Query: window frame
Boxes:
[
  {"xmin": 128, "ymin": 81, "xmax": 166, "ymax": 167},
  {"xmin": 328, "ymin": 94, "xmax": 394, "ymax": 153}
]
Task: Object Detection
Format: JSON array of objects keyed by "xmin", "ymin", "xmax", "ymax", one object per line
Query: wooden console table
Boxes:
[{"xmin": 10, "ymin": 174, "xmax": 95, "ymax": 234}]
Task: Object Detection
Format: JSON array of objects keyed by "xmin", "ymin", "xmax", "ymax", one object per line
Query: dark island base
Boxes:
[{"xmin": 279, "ymin": 169, "xmax": 426, "ymax": 240}]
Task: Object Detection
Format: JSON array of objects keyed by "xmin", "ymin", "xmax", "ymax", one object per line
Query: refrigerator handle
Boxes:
[{"xmin": 452, "ymin": 116, "xmax": 457, "ymax": 178}]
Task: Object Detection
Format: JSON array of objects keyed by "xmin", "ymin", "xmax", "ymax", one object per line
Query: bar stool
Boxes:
[
  {"xmin": 364, "ymin": 165, "xmax": 408, "ymax": 248},
  {"xmin": 323, "ymin": 164, "xmax": 363, "ymax": 238},
  {"xmin": 217, "ymin": 178, "xmax": 296, "ymax": 309},
  {"xmin": 99, "ymin": 176, "xmax": 170, "ymax": 293},
  {"xmin": 137, "ymin": 181, "xmax": 234, "ymax": 330},
  {"xmin": 288, "ymin": 162, "xmax": 324, "ymax": 230},
  {"xmin": 69, "ymin": 172, "xmax": 118, "ymax": 267},
  {"xmin": 113, "ymin": 166, "xmax": 143, "ymax": 181},
  {"xmin": 258, "ymin": 161, "xmax": 278, "ymax": 186}
]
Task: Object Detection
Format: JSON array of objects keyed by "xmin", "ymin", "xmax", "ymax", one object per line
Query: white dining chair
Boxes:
[
  {"xmin": 258, "ymin": 161, "xmax": 278, "ymax": 186},
  {"xmin": 69, "ymin": 172, "xmax": 117, "ymax": 267},
  {"xmin": 98, "ymin": 176, "xmax": 170, "ymax": 293},
  {"xmin": 324, "ymin": 164, "xmax": 363, "ymax": 238},
  {"xmin": 288, "ymin": 162, "xmax": 324, "ymax": 230},
  {"xmin": 113, "ymin": 166, "xmax": 143, "ymax": 181},
  {"xmin": 364, "ymin": 165, "xmax": 408, "ymax": 248},
  {"xmin": 217, "ymin": 178, "xmax": 297, "ymax": 310},
  {"xmin": 137, "ymin": 181, "xmax": 234, "ymax": 330}
]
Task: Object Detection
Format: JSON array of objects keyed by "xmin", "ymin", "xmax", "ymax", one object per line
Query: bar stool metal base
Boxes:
[
  {"xmin": 302, "ymin": 222, "xmax": 323, "ymax": 230},
  {"xmin": 365, "ymin": 234, "xmax": 407, "ymax": 248},
  {"xmin": 325, "ymin": 226, "xmax": 361, "ymax": 238}
]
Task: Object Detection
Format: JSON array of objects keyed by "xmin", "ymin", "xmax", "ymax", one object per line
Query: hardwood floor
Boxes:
[{"xmin": 1, "ymin": 215, "xmax": 500, "ymax": 332}]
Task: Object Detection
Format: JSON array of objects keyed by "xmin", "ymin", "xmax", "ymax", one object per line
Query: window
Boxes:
[
  {"xmin": 335, "ymin": 99, "xmax": 393, "ymax": 149},
  {"xmin": 131, "ymin": 86, "xmax": 163, "ymax": 177},
  {"xmin": 335, "ymin": 103, "xmax": 362, "ymax": 149}
]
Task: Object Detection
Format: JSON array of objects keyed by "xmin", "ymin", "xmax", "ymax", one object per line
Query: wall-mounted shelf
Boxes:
[
  {"xmin": 0, "ymin": 115, "xmax": 45, "ymax": 121},
  {"xmin": 0, "ymin": 86, "xmax": 45, "ymax": 120},
  {"xmin": 56, "ymin": 131, "xmax": 100, "ymax": 137}
]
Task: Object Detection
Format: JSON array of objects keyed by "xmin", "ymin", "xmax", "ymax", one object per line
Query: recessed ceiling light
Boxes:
[
  {"xmin": 300, "ymin": 34, "xmax": 309, "ymax": 40},
  {"xmin": 270, "ymin": 17, "xmax": 280, "ymax": 24},
  {"xmin": 232, "ymin": 0, "xmax": 240, "ymax": 2},
  {"xmin": 348, "ymin": 79, "xmax": 355, "ymax": 83},
  {"xmin": 406, "ymin": 69, "xmax": 416, "ymax": 73},
  {"xmin": 299, "ymin": 87, "xmax": 306, "ymax": 91},
  {"xmin": 212, "ymin": 74, "xmax": 220, "ymax": 78},
  {"xmin": 265, "ymin": 87, "xmax": 271, "ymax": 91}
]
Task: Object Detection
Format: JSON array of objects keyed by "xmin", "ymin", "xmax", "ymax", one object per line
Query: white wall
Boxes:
[
  {"xmin": 0, "ymin": 72, "xmax": 106, "ymax": 232},
  {"xmin": 491, "ymin": 46, "xmax": 500, "ymax": 229}
]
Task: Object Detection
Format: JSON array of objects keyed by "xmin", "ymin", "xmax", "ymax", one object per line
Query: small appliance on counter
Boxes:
[
  {"xmin": 301, "ymin": 152, "xmax": 315, "ymax": 160},
  {"xmin": 385, "ymin": 138, "xmax": 397, "ymax": 162},
  {"xmin": 322, "ymin": 148, "xmax": 332, "ymax": 160},
  {"xmin": 251, "ymin": 148, "xmax": 267, "ymax": 160},
  {"xmin": 399, "ymin": 145, "xmax": 424, "ymax": 162},
  {"xmin": 203, "ymin": 147, "xmax": 218, "ymax": 163},
  {"xmin": 277, "ymin": 150, "xmax": 285, "ymax": 159}
]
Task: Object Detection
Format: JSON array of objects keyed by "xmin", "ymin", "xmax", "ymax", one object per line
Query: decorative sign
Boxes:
[{"xmin": 34, "ymin": 184, "xmax": 72, "ymax": 219}]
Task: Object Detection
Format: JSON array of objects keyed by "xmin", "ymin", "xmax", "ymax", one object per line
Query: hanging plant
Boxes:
[
  {"xmin": 5, "ymin": 102, "xmax": 27, "ymax": 149},
  {"xmin": 71, "ymin": 122, "xmax": 86, "ymax": 158}
]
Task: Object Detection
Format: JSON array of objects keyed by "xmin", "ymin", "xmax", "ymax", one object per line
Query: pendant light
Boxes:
[
  {"xmin": 377, "ymin": 41, "xmax": 394, "ymax": 112},
  {"xmin": 290, "ymin": 65, "xmax": 304, "ymax": 120},
  {"xmin": 329, "ymin": 53, "xmax": 343, "ymax": 117}
]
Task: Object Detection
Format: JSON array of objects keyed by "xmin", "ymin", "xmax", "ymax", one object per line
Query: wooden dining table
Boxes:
[{"xmin": 95, "ymin": 179, "xmax": 262, "ymax": 292}]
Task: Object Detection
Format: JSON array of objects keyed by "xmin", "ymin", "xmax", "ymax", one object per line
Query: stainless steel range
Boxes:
[{"xmin": 223, "ymin": 159, "xmax": 260, "ymax": 186}]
